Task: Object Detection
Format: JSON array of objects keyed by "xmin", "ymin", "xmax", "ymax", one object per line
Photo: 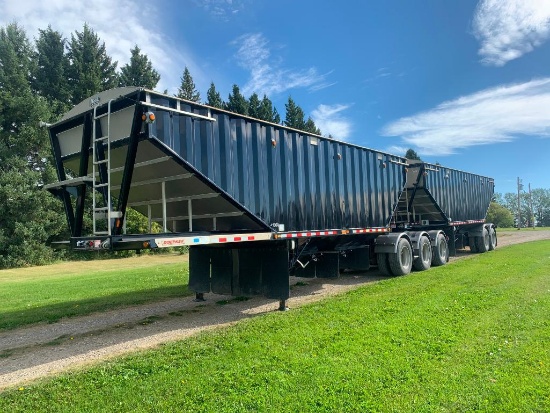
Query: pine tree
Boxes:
[
  {"xmin": 225, "ymin": 84, "xmax": 248, "ymax": 115},
  {"xmin": 0, "ymin": 23, "xmax": 65, "ymax": 268},
  {"xmin": 284, "ymin": 96, "xmax": 306, "ymax": 130},
  {"xmin": 206, "ymin": 81, "xmax": 223, "ymax": 108},
  {"xmin": 67, "ymin": 24, "xmax": 118, "ymax": 104},
  {"xmin": 405, "ymin": 148, "xmax": 421, "ymax": 161},
  {"xmin": 33, "ymin": 26, "xmax": 71, "ymax": 116},
  {"xmin": 248, "ymin": 92, "xmax": 261, "ymax": 118},
  {"xmin": 304, "ymin": 116, "xmax": 321, "ymax": 135},
  {"xmin": 177, "ymin": 66, "xmax": 200, "ymax": 102},
  {"xmin": 119, "ymin": 45, "xmax": 160, "ymax": 89},
  {"xmin": 258, "ymin": 94, "xmax": 280, "ymax": 123}
]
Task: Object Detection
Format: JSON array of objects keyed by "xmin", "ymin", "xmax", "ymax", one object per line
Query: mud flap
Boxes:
[{"xmin": 188, "ymin": 241, "xmax": 289, "ymax": 300}]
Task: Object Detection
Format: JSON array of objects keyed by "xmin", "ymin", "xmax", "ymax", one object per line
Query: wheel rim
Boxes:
[
  {"xmin": 422, "ymin": 242, "xmax": 431, "ymax": 263},
  {"xmin": 439, "ymin": 240, "xmax": 447, "ymax": 258},
  {"xmin": 401, "ymin": 245, "xmax": 411, "ymax": 269}
]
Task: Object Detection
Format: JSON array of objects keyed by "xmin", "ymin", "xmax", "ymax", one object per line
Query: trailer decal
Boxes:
[{"xmin": 154, "ymin": 232, "xmax": 273, "ymax": 247}]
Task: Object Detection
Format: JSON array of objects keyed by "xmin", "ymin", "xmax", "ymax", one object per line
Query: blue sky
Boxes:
[{"xmin": 2, "ymin": 0, "xmax": 550, "ymax": 195}]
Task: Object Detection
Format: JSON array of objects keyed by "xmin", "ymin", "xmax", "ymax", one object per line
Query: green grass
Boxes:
[
  {"xmin": 498, "ymin": 227, "xmax": 550, "ymax": 231},
  {"xmin": 0, "ymin": 254, "xmax": 190, "ymax": 330},
  {"xmin": 2, "ymin": 241, "xmax": 549, "ymax": 412}
]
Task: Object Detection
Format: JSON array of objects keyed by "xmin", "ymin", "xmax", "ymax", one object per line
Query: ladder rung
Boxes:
[
  {"xmin": 95, "ymin": 136, "xmax": 109, "ymax": 141},
  {"xmin": 94, "ymin": 183, "xmax": 109, "ymax": 188},
  {"xmin": 94, "ymin": 231, "xmax": 110, "ymax": 235},
  {"xmin": 94, "ymin": 113, "xmax": 110, "ymax": 120},
  {"xmin": 94, "ymin": 207, "xmax": 109, "ymax": 211},
  {"xmin": 93, "ymin": 159, "xmax": 109, "ymax": 165}
]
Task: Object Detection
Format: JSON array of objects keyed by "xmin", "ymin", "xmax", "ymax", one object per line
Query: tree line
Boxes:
[
  {"xmin": 488, "ymin": 190, "xmax": 550, "ymax": 228},
  {"xmin": 0, "ymin": 22, "xmax": 323, "ymax": 268}
]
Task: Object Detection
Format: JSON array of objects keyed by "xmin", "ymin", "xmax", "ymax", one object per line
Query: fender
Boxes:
[
  {"xmin": 374, "ymin": 232, "xmax": 411, "ymax": 254},
  {"xmin": 427, "ymin": 229, "xmax": 446, "ymax": 247},
  {"xmin": 465, "ymin": 223, "xmax": 491, "ymax": 237},
  {"xmin": 407, "ymin": 231, "xmax": 430, "ymax": 256}
]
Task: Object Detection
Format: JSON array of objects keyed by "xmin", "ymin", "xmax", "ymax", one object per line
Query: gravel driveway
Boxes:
[{"xmin": 1, "ymin": 229, "xmax": 548, "ymax": 390}]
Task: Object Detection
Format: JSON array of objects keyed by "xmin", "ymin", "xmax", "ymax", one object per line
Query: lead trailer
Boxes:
[{"xmin": 45, "ymin": 87, "xmax": 497, "ymax": 310}]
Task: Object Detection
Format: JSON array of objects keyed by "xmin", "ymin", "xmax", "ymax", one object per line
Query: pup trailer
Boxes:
[{"xmin": 45, "ymin": 87, "xmax": 496, "ymax": 310}]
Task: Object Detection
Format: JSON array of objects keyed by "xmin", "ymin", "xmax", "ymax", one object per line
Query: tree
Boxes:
[
  {"xmin": 284, "ymin": 96, "xmax": 305, "ymax": 130},
  {"xmin": 177, "ymin": 66, "xmax": 200, "ymax": 102},
  {"xmin": 502, "ymin": 192, "xmax": 532, "ymax": 228},
  {"xmin": 405, "ymin": 148, "xmax": 421, "ymax": 161},
  {"xmin": 258, "ymin": 94, "xmax": 280, "ymax": 123},
  {"xmin": 0, "ymin": 23, "xmax": 65, "ymax": 268},
  {"xmin": 33, "ymin": 26, "xmax": 71, "ymax": 115},
  {"xmin": 486, "ymin": 202, "xmax": 514, "ymax": 228},
  {"xmin": 304, "ymin": 116, "xmax": 321, "ymax": 135},
  {"xmin": 530, "ymin": 188, "xmax": 550, "ymax": 227},
  {"xmin": 205, "ymin": 82, "xmax": 223, "ymax": 108},
  {"xmin": 67, "ymin": 24, "xmax": 118, "ymax": 104},
  {"xmin": 248, "ymin": 92, "xmax": 261, "ymax": 119},
  {"xmin": 119, "ymin": 45, "xmax": 160, "ymax": 89},
  {"xmin": 225, "ymin": 84, "xmax": 248, "ymax": 115}
]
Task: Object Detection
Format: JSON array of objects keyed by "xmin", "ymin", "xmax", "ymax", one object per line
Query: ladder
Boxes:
[{"xmin": 92, "ymin": 100, "xmax": 120, "ymax": 235}]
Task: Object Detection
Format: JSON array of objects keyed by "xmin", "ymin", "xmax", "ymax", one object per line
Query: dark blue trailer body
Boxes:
[{"xmin": 148, "ymin": 94, "xmax": 406, "ymax": 232}]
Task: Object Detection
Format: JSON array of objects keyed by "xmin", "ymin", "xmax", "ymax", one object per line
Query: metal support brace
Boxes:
[
  {"xmin": 188, "ymin": 199, "xmax": 193, "ymax": 232},
  {"xmin": 162, "ymin": 181, "xmax": 167, "ymax": 232}
]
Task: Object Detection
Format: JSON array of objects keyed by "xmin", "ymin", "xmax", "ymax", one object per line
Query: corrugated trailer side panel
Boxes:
[
  {"xmin": 148, "ymin": 94, "xmax": 406, "ymax": 232},
  {"xmin": 424, "ymin": 164, "xmax": 494, "ymax": 222}
]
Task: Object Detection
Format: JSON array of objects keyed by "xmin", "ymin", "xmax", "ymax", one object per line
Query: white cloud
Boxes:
[
  {"xmin": 0, "ymin": 0, "xmax": 202, "ymax": 94},
  {"xmin": 383, "ymin": 145, "xmax": 409, "ymax": 156},
  {"xmin": 381, "ymin": 78, "xmax": 550, "ymax": 155},
  {"xmin": 194, "ymin": 0, "xmax": 248, "ymax": 21},
  {"xmin": 311, "ymin": 104, "xmax": 352, "ymax": 140},
  {"xmin": 473, "ymin": 0, "xmax": 550, "ymax": 66},
  {"xmin": 233, "ymin": 33, "xmax": 330, "ymax": 96}
]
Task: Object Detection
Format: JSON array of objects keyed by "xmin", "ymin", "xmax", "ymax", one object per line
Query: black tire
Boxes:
[
  {"xmin": 432, "ymin": 233, "xmax": 448, "ymax": 266},
  {"xmin": 377, "ymin": 253, "xmax": 392, "ymax": 276},
  {"xmin": 388, "ymin": 238, "xmax": 413, "ymax": 276},
  {"xmin": 475, "ymin": 228, "xmax": 490, "ymax": 253},
  {"xmin": 488, "ymin": 227, "xmax": 497, "ymax": 251},
  {"xmin": 469, "ymin": 236, "xmax": 479, "ymax": 253},
  {"xmin": 413, "ymin": 236, "xmax": 432, "ymax": 271}
]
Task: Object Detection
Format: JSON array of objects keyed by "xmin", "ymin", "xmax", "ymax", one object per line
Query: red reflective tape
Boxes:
[
  {"xmin": 219, "ymin": 237, "xmax": 227, "ymax": 242},
  {"xmin": 247, "ymin": 236, "xmax": 255, "ymax": 241},
  {"xmin": 234, "ymin": 236, "xmax": 242, "ymax": 242}
]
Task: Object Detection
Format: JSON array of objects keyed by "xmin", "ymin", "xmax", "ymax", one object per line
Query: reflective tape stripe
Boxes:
[{"xmin": 275, "ymin": 227, "xmax": 389, "ymax": 239}]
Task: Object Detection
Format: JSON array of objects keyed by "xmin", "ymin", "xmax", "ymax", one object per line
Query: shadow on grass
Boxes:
[{"xmin": 0, "ymin": 285, "xmax": 192, "ymax": 331}]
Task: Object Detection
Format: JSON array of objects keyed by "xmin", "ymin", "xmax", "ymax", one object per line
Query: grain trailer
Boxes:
[{"xmin": 45, "ymin": 87, "xmax": 496, "ymax": 309}]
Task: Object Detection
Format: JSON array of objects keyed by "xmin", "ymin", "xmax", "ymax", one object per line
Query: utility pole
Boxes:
[
  {"xmin": 517, "ymin": 177, "xmax": 522, "ymax": 230},
  {"xmin": 529, "ymin": 183, "xmax": 535, "ymax": 229}
]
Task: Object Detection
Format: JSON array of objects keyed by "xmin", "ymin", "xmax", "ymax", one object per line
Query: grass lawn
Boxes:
[
  {"xmin": 1, "ymin": 241, "xmax": 549, "ymax": 412},
  {"xmin": 0, "ymin": 254, "xmax": 190, "ymax": 330}
]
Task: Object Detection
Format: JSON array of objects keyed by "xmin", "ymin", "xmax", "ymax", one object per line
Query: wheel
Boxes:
[
  {"xmin": 377, "ymin": 253, "xmax": 392, "ymax": 276},
  {"xmin": 432, "ymin": 233, "xmax": 448, "ymax": 266},
  {"xmin": 475, "ymin": 228, "xmax": 490, "ymax": 253},
  {"xmin": 388, "ymin": 238, "xmax": 413, "ymax": 276},
  {"xmin": 469, "ymin": 236, "xmax": 479, "ymax": 253},
  {"xmin": 413, "ymin": 236, "xmax": 432, "ymax": 271},
  {"xmin": 488, "ymin": 227, "xmax": 497, "ymax": 251}
]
